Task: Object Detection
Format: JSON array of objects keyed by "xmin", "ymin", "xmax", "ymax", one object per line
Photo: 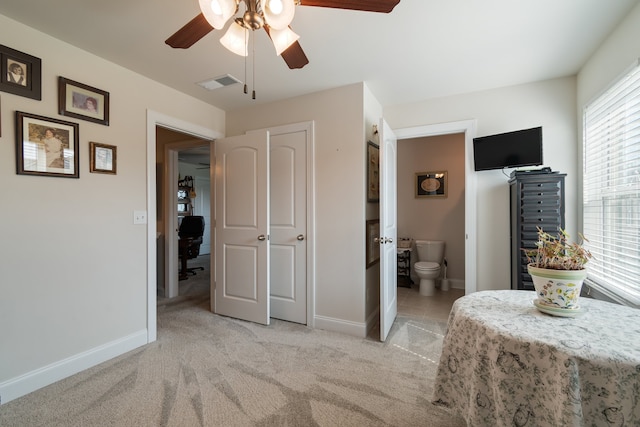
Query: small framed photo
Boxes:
[
  {"xmin": 16, "ymin": 111, "xmax": 79, "ymax": 178},
  {"xmin": 416, "ymin": 171, "xmax": 447, "ymax": 198},
  {"xmin": 90, "ymin": 142, "xmax": 117, "ymax": 174},
  {"xmin": 366, "ymin": 219, "xmax": 380, "ymax": 268},
  {"xmin": 367, "ymin": 141, "xmax": 379, "ymax": 202},
  {"xmin": 58, "ymin": 77, "xmax": 110, "ymax": 125},
  {"xmin": 0, "ymin": 45, "xmax": 42, "ymax": 100}
]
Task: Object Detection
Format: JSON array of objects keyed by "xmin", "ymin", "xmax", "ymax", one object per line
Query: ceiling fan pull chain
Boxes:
[
  {"xmin": 252, "ymin": 28, "xmax": 257, "ymax": 99},
  {"xmin": 244, "ymin": 25, "xmax": 249, "ymax": 94}
]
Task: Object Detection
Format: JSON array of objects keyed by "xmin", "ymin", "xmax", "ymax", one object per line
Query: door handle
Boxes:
[
  {"xmin": 297, "ymin": 234, "xmax": 305, "ymax": 241},
  {"xmin": 258, "ymin": 234, "xmax": 266, "ymax": 241}
]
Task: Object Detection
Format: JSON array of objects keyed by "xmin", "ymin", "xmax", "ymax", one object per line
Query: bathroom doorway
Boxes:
[
  {"xmin": 394, "ymin": 120, "xmax": 477, "ymax": 298},
  {"xmin": 397, "ymin": 133, "xmax": 466, "ymax": 290}
]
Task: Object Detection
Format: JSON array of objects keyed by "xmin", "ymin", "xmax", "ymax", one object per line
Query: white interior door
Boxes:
[
  {"xmin": 214, "ymin": 131, "xmax": 270, "ymax": 325},
  {"xmin": 269, "ymin": 129, "xmax": 307, "ymax": 324},
  {"xmin": 379, "ymin": 118, "xmax": 398, "ymax": 341}
]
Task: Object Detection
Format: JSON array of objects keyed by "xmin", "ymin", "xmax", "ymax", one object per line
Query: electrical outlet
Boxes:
[{"xmin": 133, "ymin": 210, "xmax": 147, "ymax": 225}]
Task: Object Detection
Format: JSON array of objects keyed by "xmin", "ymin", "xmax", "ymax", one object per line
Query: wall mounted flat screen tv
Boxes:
[{"xmin": 473, "ymin": 126, "xmax": 543, "ymax": 171}]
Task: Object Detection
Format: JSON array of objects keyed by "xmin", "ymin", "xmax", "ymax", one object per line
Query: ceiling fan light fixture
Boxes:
[
  {"xmin": 260, "ymin": 0, "xmax": 295, "ymax": 30},
  {"xmin": 220, "ymin": 19, "xmax": 249, "ymax": 56},
  {"xmin": 270, "ymin": 26, "xmax": 300, "ymax": 56},
  {"xmin": 199, "ymin": 0, "xmax": 237, "ymax": 29}
]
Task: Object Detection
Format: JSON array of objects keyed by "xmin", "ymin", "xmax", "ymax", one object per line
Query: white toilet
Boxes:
[{"xmin": 414, "ymin": 240, "xmax": 445, "ymax": 296}]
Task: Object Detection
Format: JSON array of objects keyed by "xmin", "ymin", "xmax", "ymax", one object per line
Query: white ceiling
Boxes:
[{"xmin": 0, "ymin": 0, "xmax": 637, "ymax": 112}]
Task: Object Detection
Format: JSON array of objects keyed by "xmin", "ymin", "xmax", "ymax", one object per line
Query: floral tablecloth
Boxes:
[{"xmin": 432, "ymin": 290, "xmax": 640, "ymax": 427}]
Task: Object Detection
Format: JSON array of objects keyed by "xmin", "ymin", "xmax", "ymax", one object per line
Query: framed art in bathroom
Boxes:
[
  {"xmin": 416, "ymin": 171, "xmax": 447, "ymax": 198},
  {"xmin": 366, "ymin": 219, "xmax": 380, "ymax": 268}
]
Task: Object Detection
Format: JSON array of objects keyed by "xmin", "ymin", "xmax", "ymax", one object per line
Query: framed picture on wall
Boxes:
[
  {"xmin": 89, "ymin": 142, "xmax": 117, "ymax": 174},
  {"xmin": 416, "ymin": 171, "xmax": 447, "ymax": 198},
  {"xmin": 58, "ymin": 77, "xmax": 110, "ymax": 125},
  {"xmin": 367, "ymin": 141, "xmax": 380, "ymax": 202},
  {"xmin": 366, "ymin": 219, "xmax": 380, "ymax": 268},
  {"xmin": 15, "ymin": 111, "xmax": 79, "ymax": 178},
  {"xmin": 0, "ymin": 45, "xmax": 42, "ymax": 100}
]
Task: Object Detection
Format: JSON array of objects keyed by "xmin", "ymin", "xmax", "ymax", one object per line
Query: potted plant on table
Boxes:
[{"xmin": 525, "ymin": 227, "xmax": 592, "ymax": 313}]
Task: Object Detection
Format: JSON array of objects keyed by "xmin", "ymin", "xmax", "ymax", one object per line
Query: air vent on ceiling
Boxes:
[{"xmin": 197, "ymin": 74, "xmax": 242, "ymax": 91}]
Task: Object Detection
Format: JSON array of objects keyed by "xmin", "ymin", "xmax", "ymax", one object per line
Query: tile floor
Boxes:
[{"xmin": 397, "ymin": 283, "xmax": 465, "ymax": 323}]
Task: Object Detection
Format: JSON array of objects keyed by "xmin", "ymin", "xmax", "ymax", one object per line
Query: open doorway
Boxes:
[
  {"xmin": 155, "ymin": 126, "xmax": 213, "ymax": 303},
  {"xmin": 394, "ymin": 120, "xmax": 477, "ymax": 296}
]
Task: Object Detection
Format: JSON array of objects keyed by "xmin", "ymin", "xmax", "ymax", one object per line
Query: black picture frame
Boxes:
[
  {"xmin": 58, "ymin": 77, "xmax": 110, "ymax": 126},
  {"xmin": 416, "ymin": 171, "xmax": 447, "ymax": 198},
  {"xmin": 0, "ymin": 45, "xmax": 42, "ymax": 100},
  {"xmin": 16, "ymin": 111, "xmax": 80, "ymax": 178}
]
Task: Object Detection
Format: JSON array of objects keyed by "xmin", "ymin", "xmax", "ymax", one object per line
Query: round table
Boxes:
[{"xmin": 432, "ymin": 290, "xmax": 640, "ymax": 427}]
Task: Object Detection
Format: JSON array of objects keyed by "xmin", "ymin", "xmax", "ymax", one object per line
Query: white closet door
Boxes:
[{"xmin": 214, "ymin": 131, "xmax": 270, "ymax": 325}]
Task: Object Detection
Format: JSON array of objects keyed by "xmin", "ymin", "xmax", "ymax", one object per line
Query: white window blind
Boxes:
[{"xmin": 583, "ymin": 60, "xmax": 640, "ymax": 306}]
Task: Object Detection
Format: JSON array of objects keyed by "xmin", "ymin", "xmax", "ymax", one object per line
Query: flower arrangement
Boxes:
[{"xmin": 525, "ymin": 227, "xmax": 592, "ymax": 271}]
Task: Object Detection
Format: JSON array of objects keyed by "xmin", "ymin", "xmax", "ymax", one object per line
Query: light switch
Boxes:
[{"xmin": 133, "ymin": 210, "xmax": 147, "ymax": 225}]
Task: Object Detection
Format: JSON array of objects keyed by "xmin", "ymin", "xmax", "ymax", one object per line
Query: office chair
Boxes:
[{"xmin": 178, "ymin": 215, "xmax": 205, "ymax": 280}]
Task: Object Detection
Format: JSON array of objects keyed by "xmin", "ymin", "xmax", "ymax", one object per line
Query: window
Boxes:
[{"xmin": 583, "ymin": 60, "xmax": 640, "ymax": 307}]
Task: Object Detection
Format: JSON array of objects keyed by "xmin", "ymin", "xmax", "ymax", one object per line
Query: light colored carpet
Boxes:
[{"xmin": 1, "ymin": 261, "xmax": 465, "ymax": 426}]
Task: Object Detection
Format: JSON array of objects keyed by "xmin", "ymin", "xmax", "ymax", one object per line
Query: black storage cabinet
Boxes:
[{"xmin": 509, "ymin": 171, "xmax": 566, "ymax": 290}]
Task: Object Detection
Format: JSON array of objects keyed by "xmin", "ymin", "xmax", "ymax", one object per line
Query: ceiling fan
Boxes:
[{"xmin": 165, "ymin": 0, "xmax": 401, "ymax": 70}]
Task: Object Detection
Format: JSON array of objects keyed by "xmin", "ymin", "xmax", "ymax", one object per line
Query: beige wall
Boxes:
[
  {"xmin": 0, "ymin": 14, "xmax": 224, "ymax": 400},
  {"xmin": 397, "ymin": 134, "xmax": 465, "ymax": 285},
  {"xmin": 385, "ymin": 76, "xmax": 578, "ymax": 292},
  {"xmin": 227, "ymin": 83, "xmax": 369, "ymax": 333}
]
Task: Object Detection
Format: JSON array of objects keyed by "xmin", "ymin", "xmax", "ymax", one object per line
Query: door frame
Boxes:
[
  {"xmin": 393, "ymin": 119, "xmax": 477, "ymax": 295},
  {"xmin": 163, "ymin": 139, "xmax": 212, "ymax": 299},
  {"xmin": 145, "ymin": 110, "xmax": 223, "ymax": 342}
]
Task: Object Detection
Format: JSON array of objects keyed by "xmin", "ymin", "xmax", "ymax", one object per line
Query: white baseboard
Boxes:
[
  {"xmin": 314, "ymin": 315, "xmax": 367, "ymax": 337},
  {"xmin": 0, "ymin": 329, "xmax": 148, "ymax": 405}
]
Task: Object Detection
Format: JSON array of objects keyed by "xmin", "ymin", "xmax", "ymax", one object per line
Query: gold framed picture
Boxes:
[
  {"xmin": 367, "ymin": 141, "xmax": 379, "ymax": 202},
  {"xmin": 90, "ymin": 142, "xmax": 117, "ymax": 174}
]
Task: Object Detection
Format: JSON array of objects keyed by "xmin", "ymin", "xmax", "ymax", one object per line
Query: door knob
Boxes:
[
  {"xmin": 297, "ymin": 234, "xmax": 305, "ymax": 241},
  {"xmin": 258, "ymin": 234, "xmax": 266, "ymax": 241}
]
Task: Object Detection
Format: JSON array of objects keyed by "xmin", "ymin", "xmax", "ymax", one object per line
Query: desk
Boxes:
[{"xmin": 432, "ymin": 290, "xmax": 640, "ymax": 427}]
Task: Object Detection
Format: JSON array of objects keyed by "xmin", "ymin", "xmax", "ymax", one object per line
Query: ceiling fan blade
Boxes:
[
  {"xmin": 281, "ymin": 41, "xmax": 309, "ymax": 69},
  {"xmin": 165, "ymin": 13, "xmax": 214, "ymax": 49},
  {"xmin": 299, "ymin": 0, "xmax": 400, "ymax": 13},
  {"xmin": 264, "ymin": 26, "xmax": 310, "ymax": 69}
]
